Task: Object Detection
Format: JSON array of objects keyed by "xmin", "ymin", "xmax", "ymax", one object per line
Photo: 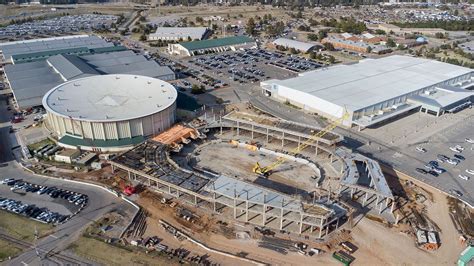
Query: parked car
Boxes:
[
  {"xmin": 416, "ymin": 168, "xmax": 428, "ymax": 174},
  {"xmin": 416, "ymin": 146, "xmax": 426, "ymax": 153}
]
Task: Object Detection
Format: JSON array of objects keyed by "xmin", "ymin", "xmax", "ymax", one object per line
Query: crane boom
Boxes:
[{"xmin": 253, "ymin": 111, "xmax": 349, "ymax": 176}]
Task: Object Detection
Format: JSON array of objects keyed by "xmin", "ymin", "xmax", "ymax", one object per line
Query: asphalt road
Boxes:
[
  {"xmin": 0, "ymin": 94, "xmax": 136, "ymax": 265},
  {"xmin": 249, "ymin": 93, "xmax": 474, "ymax": 206}
]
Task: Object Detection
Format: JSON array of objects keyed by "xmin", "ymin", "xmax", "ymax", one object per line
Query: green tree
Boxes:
[
  {"xmin": 323, "ymin": 42, "xmax": 334, "ymax": 51},
  {"xmin": 191, "ymin": 84, "xmax": 205, "ymax": 94},
  {"xmin": 307, "ymin": 33, "xmax": 318, "ymax": 41},
  {"xmin": 246, "ymin": 17, "xmax": 256, "ymax": 36},
  {"xmin": 386, "ymin": 38, "xmax": 397, "ymax": 48}
]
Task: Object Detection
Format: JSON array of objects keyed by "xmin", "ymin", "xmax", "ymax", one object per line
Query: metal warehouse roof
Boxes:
[
  {"xmin": 408, "ymin": 85, "xmax": 474, "ymax": 108},
  {"xmin": 272, "ymin": 38, "xmax": 318, "ymax": 52},
  {"xmin": 149, "ymin": 27, "xmax": 208, "ymax": 40},
  {"xmin": 179, "ymin": 36, "xmax": 254, "ymax": 51},
  {"xmin": 4, "ymin": 61, "xmax": 64, "ymax": 109},
  {"xmin": 0, "ymin": 35, "xmax": 114, "ymax": 61},
  {"xmin": 47, "ymin": 54, "xmax": 99, "ymax": 80},
  {"xmin": 43, "ymin": 74, "xmax": 177, "ymax": 122},
  {"xmin": 269, "ymin": 55, "xmax": 473, "ymax": 112},
  {"xmin": 5, "ymin": 51, "xmax": 175, "ymax": 109}
]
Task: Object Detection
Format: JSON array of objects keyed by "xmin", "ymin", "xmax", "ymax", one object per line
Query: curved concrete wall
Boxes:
[{"xmin": 47, "ymin": 102, "xmax": 176, "ymax": 141}]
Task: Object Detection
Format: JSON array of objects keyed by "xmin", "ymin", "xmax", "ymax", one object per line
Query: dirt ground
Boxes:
[
  {"xmin": 347, "ymin": 175, "xmax": 464, "ymax": 265},
  {"xmin": 192, "ymin": 141, "xmax": 321, "ymax": 192}
]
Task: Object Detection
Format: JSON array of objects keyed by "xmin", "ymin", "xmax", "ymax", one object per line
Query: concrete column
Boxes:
[
  {"xmin": 315, "ymin": 141, "xmax": 319, "ymax": 156},
  {"xmin": 233, "ymin": 198, "xmax": 237, "ymax": 219},
  {"xmin": 280, "ymin": 208, "xmax": 284, "ymax": 230},
  {"xmin": 299, "ymin": 213, "xmax": 303, "ymax": 234},
  {"xmin": 237, "ymin": 121, "xmax": 240, "ymax": 136},
  {"xmin": 281, "ymin": 132, "xmax": 285, "ymax": 147},
  {"xmin": 391, "ymin": 199, "xmax": 395, "ymax": 213},
  {"xmin": 245, "ymin": 200, "xmax": 249, "ymax": 222},
  {"xmin": 363, "ymin": 192, "xmax": 368, "ymax": 207},
  {"xmin": 194, "ymin": 195, "xmax": 197, "ymax": 205},
  {"xmin": 379, "ymin": 198, "xmax": 384, "ymax": 214},
  {"xmin": 350, "ymin": 188, "xmax": 354, "ymax": 198},
  {"xmin": 251, "ymin": 124, "xmax": 254, "ymax": 139},
  {"xmin": 111, "ymin": 164, "xmax": 115, "ymax": 173},
  {"xmin": 266, "ymin": 128, "xmax": 269, "ymax": 143},
  {"xmin": 298, "ymin": 136, "xmax": 301, "ymax": 147},
  {"xmin": 213, "ymin": 193, "xmax": 216, "ymax": 212},
  {"xmin": 168, "ymin": 185, "xmax": 171, "ymax": 194},
  {"xmin": 318, "ymin": 219, "xmax": 324, "ymax": 238},
  {"xmin": 128, "ymin": 170, "xmax": 131, "ymax": 180},
  {"xmin": 219, "ymin": 116, "xmax": 222, "ymax": 135},
  {"xmin": 262, "ymin": 204, "xmax": 266, "ymax": 226},
  {"xmin": 336, "ymin": 218, "xmax": 340, "ymax": 229}
]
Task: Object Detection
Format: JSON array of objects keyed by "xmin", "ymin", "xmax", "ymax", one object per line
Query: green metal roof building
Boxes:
[
  {"xmin": 169, "ymin": 35, "xmax": 256, "ymax": 56},
  {"xmin": 12, "ymin": 45, "xmax": 127, "ymax": 64},
  {"xmin": 458, "ymin": 246, "xmax": 474, "ymax": 266}
]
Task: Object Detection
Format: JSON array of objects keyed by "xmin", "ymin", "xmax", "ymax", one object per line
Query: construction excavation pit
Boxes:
[
  {"xmin": 181, "ymin": 140, "xmax": 324, "ymax": 200},
  {"xmin": 110, "ymin": 111, "xmax": 395, "ymax": 238}
]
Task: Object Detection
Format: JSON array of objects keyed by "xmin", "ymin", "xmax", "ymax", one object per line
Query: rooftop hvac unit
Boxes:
[{"xmin": 424, "ymin": 90, "xmax": 435, "ymax": 95}]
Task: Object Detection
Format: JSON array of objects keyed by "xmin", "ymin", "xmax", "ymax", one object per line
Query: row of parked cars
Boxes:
[
  {"xmin": 269, "ymin": 56, "xmax": 322, "ymax": 73},
  {"xmin": 0, "ymin": 198, "xmax": 69, "ymax": 225},
  {"xmin": 1, "ymin": 178, "xmax": 88, "ymax": 206},
  {"xmin": 415, "ymin": 140, "xmax": 474, "ymax": 197}
]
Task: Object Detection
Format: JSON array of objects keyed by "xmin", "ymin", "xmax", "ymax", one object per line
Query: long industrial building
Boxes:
[
  {"xmin": 149, "ymin": 27, "xmax": 210, "ymax": 41},
  {"xmin": 43, "ymin": 74, "xmax": 177, "ymax": 152},
  {"xmin": 168, "ymin": 36, "xmax": 257, "ymax": 56},
  {"xmin": 4, "ymin": 50, "xmax": 175, "ymax": 109},
  {"xmin": 261, "ymin": 55, "xmax": 474, "ymax": 128},
  {"xmin": 0, "ymin": 35, "xmax": 122, "ymax": 64}
]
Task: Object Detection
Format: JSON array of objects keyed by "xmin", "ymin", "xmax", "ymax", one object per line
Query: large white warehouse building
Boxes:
[
  {"xmin": 261, "ymin": 55, "xmax": 473, "ymax": 128},
  {"xmin": 43, "ymin": 74, "xmax": 177, "ymax": 152}
]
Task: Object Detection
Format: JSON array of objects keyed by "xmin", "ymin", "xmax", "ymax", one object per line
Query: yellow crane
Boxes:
[{"xmin": 252, "ymin": 111, "xmax": 350, "ymax": 177}]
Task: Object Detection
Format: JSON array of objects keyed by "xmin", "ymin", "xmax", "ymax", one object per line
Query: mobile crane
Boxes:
[{"xmin": 252, "ymin": 111, "xmax": 349, "ymax": 177}]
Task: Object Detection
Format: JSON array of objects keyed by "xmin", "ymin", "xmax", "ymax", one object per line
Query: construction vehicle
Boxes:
[
  {"xmin": 113, "ymin": 176, "xmax": 136, "ymax": 196},
  {"xmin": 252, "ymin": 111, "xmax": 349, "ymax": 177}
]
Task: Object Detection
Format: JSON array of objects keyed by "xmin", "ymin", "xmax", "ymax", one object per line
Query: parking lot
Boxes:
[
  {"xmin": 158, "ymin": 48, "xmax": 321, "ymax": 95},
  {"xmin": 356, "ymin": 107, "xmax": 474, "ymax": 205},
  {"xmin": 0, "ymin": 178, "xmax": 88, "ymax": 225},
  {"xmin": 0, "ymin": 14, "xmax": 117, "ymax": 38}
]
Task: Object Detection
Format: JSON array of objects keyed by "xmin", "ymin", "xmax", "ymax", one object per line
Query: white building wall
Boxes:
[
  {"xmin": 277, "ymin": 85, "xmax": 346, "ymax": 120},
  {"xmin": 47, "ymin": 102, "xmax": 176, "ymax": 142}
]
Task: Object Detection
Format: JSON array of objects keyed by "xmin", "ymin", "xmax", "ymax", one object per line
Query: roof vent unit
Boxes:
[
  {"xmin": 115, "ymin": 76, "xmax": 120, "ymax": 80},
  {"xmin": 424, "ymin": 90, "xmax": 435, "ymax": 95},
  {"xmin": 157, "ymin": 104, "xmax": 162, "ymax": 108},
  {"xmin": 134, "ymin": 76, "xmax": 138, "ymax": 79},
  {"xmin": 147, "ymin": 81, "xmax": 152, "ymax": 85},
  {"xmin": 73, "ymin": 83, "xmax": 80, "ymax": 87}
]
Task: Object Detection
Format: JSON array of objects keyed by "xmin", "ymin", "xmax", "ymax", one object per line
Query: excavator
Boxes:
[
  {"xmin": 113, "ymin": 176, "xmax": 136, "ymax": 196},
  {"xmin": 253, "ymin": 111, "xmax": 350, "ymax": 177}
]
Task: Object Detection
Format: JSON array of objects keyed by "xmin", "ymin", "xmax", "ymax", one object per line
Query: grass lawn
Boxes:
[
  {"xmin": 0, "ymin": 211, "xmax": 53, "ymax": 242},
  {"xmin": 0, "ymin": 238, "xmax": 23, "ymax": 262},
  {"xmin": 69, "ymin": 237, "xmax": 180, "ymax": 266}
]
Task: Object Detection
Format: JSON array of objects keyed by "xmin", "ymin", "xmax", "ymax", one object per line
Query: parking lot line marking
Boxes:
[
  {"xmin": 49, "ymin": 235, "xmax": 58, "ymax": 239},
  {"xmin": 21, "ymin": 261, "xmax": 28, "ymax": 266}
]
